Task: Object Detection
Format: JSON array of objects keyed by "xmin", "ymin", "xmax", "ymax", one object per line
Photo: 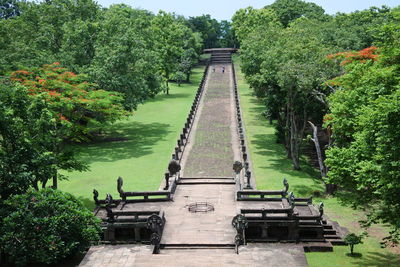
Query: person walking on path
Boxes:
[{"xmin": 222, "ymin": 66, "xmax": 225, "ymax": 73}]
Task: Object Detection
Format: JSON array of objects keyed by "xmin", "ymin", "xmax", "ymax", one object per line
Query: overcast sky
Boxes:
[{"xmin": 95, "ymin": 0, "xmax": 400, "ymax": 20}]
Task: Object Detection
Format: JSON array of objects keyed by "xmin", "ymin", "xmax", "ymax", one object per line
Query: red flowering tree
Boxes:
[
  {"xmin": 9, "ymin": 62, "xmax": 127, "ymax": 141},
  {"xmin": 327, "ymin": 46, "xmax": 379, "ymax": 66}
]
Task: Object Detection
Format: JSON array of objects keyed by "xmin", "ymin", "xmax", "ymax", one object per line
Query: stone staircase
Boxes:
[
  {"xmin": 211, "ymin": 51, "xmax": 232, "ymax": 64},
  {"xmin": 322, "ymin": 219, "xmax": 346, "ymax": 246}
]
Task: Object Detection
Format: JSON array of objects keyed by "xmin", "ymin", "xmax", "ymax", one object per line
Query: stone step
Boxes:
[
  {"xmin": 298, "ymin": 223, "xmax": 323, "ymax": 227},
  {"xmin": 180, "ymin": 177, "xmax": 235, "ymax": 179},
  {"xmin": 211, "ymin": 53, "xmax": 232, "ymax": 56},
  {"xmin": 324, "ymin": 235, "xmax": 341, "ymax": 239},
  {"xmin": 298, "ymin": 239, "xmax": 326, "ymax": 243},
  {"xmin": 302, "ymin": 242, "xmax": 333, "ymax": 252},
  {"xmin": 177, "ymin": 178, "xmax": 235, "ymax": 185},
  {"xmin": 327, "ymin": 239, "xmax": 346, "ymax": 246},
  {"xmin": 211, "ymin": 57, "xmax": 231, "ymax": 60},
  {"xmin": 298, "ymin": 222, "xmax": 323, "ymax": 226},
  {"xmin": 211, "ymin": 60, "xmax": 232, "ymax": 63},
  {"xmin": 158, "ymin": 248, "xmax": 237, "ymax": 256},
  {"xmin": 323, "ymin": 229, "xmax": 337, "ymax": 235},
  {"xmin": 160, "ymin": 244, "xmax": 235, "ymax": 250}
]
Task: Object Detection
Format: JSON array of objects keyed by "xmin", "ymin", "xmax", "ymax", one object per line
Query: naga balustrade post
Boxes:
[
  {"xmin": 245, "ymin": 170, "xmax": 252, "ymax": 189},
  {"xmin": 164, "ymin": 172, "xmax": 170, "ymax": 190}
]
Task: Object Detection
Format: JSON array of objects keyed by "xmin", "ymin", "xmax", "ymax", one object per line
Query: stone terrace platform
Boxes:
[
  {"xmin": 80, "ymin": 243, "xmax": 307, "ymax": 267},
  {"xmin": 80, "ymin": 50, "xmax": 345, "ymax": 266}
]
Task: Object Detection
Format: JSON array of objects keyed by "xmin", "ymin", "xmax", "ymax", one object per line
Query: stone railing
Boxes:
[{"xmin": 231, "ymin": 60, "xmax": 254, "ymax": 192}]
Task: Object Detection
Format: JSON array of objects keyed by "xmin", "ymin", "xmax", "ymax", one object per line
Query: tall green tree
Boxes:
[
  {"xmin": 0, "ymin": 0, "xmax": 100, "ymax": 73},
  {"xmin": 219, "ymin": 20, "xmax": 238, "ymax": 48},
  {"xmin": 152, "ymin": 11, "xmax": 188, "ymax": 94},
  {"xmin": 232, "ymin": 6, "xmax": 281, "ymax": 43},
  {"xmin": 186, "ymin": 14, "xmax": 220, "ymax": 49},
  {"xmin": 90, "ymin": 5, "xmax": 162, "ymax": 109},
  {"xmin": 233, "ymin": 4, "xmax": 339, "ymax": 170},
  {"xmin": 266, "ymin": 0, "xmax": 329, "ymax": 27}
]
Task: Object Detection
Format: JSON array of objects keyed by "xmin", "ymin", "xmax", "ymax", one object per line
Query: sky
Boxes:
[{"xmin": 95, "ymin": 0, "xmax": 400, "ymax": 21}]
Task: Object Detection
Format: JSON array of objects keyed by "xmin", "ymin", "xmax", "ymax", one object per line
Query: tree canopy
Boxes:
[
  {"xmin": 324, "ymin": 11, "xmax": 400, "ymax": 243},
  {"xmin": 233, "ymin": 0, "xmax": 400, "ymax": 241}
]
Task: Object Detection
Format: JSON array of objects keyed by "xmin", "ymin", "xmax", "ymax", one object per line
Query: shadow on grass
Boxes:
[
  {"xmin": 251, "ymin": 133, "xmax": 320, "ymax": 175},
  {"xmin": 72, "ymin": 121, "xmax": 171, "ymax": 164},
  {"xmin": 346, "ymin": 252, "xmax": 363, "ymax": 258},
  {"xmin": 247, "ymin": 95, "xmax": 265, "ymax": 111},
  {"xmin": 77, "ymin": 196, "xmax": 96, "ymax": 211},
  {"xmin": 291, "ymin": 184, "xmax": 324, "ymax": 197},
  {"xmin": 250, "ymin": 132, "xmax": 324, "ymax": 196},
  {"xmin": 352, "ymin": 251, "xmax": 400, "ymax": 266},
  {"xmin": 145, "ymin": 92, "xmax": 192, "ymax": 104}
]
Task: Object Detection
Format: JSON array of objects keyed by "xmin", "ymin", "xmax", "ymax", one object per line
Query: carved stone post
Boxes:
[
  {"xmin": 245, "ymin": 170, "xmax": 252, "ymax": 189},
  {"xmin": 232, "ymin": 214, "xmax": 249, "ymax": 254},
  {"xmin": 164, "ymin": 172, "xmax": 170, "ymax": 190},
  {"xmin": 147, "ymin": 214, "xmax": 164, "ymax": 254}
]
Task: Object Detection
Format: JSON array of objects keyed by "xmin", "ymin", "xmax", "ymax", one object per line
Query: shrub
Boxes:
[
  {"xmin": 344, "ymin": 232, "xmax": 365, "ymax": 255},
  {"xmin": 0, "ymin": 189, "xmax": 100, "ymax": 266}
]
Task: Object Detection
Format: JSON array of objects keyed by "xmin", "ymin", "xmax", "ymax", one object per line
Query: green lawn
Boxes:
[
  {"xmin": 59, "ymin": 65, "xmax": 205, "ymax": 207},
  {"xmin": 234, "ymin": 58, "xmax": 400, "ymax": 267}
]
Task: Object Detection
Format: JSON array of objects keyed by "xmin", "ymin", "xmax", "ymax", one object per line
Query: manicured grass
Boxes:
[
  {"xmin": 59, "ymin": 65, "xmax": 205, "ymax": 206},
  {"xmin": 234, "ymin": 57, "xmax": 400, "ymax": 267}
]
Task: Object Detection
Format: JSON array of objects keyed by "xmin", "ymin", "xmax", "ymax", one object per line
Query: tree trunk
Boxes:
[
  {"xmin": 308, "ymin": 121, "xmax": 327, "ymax": 177},
  {"xmin": 52, "ymin": 172, "xmax": 58, "ymax": 189},
  {"xmin": 325, "ymin": 184, "xmax": 337, "ymax": 195},
  {"xmin": 166, "ymin": 80, "xmax": 169, "ymax": 95},
  {"xmin": 165, "ymin": 70, "xmax": 170, "ymax": 95},
  {"xmin": 33, "ymin": 181, "xmax": 39, "ymax": 190},
  {"xmin": 350, "ymin": 244, "xmax": 354, "ymax": 255},
  {"xmin": 285, "ymin": 105, "xmax": 291, "ymax": 159},
  {"xmin": 308, "ymin": 121, "xmax": 337, "ymax": 194},
  {"xmin": 186, "ymin": 70, "xmax": 190, "ymax": 83},
  {"xmin": 290, "ymin": 109, "xmax": 300, "ymax": 170},
  {"xmin": 288, "ymin": 90, "xmax": 308, "ymax": 171},
  {"xmin": 42, "ymin": 179, "xmax": 47, "ymax": 188}
]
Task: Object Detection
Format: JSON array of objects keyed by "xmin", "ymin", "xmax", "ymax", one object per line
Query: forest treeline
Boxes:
[
  {"xmin": 0, "ymin": 0, "xmax": 236, "ymax": 104},
  {"xmin": 0, "ymin": 2, "xmax": 236, "ymax": 264},
  {"xmin": 233, "ymin": 0, "xmax": 400, "ymax": 244},
  {"xmin": 0, "ymin": 0, "xmax": 237, "ymax": 196}
]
